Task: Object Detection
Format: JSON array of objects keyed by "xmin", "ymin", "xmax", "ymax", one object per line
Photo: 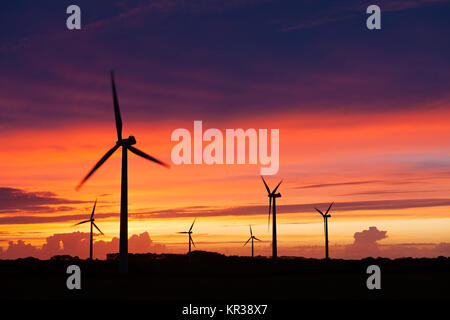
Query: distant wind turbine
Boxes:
[
  {"xmin": 76, "ymin": 72, "xmax": 170, "ymax": 275},
  {"xmin": 244, "ymin": 225, "xmax": 261, "ymax": 258},
  {"xmin": 261, "ymin": 176, "xmax": 282, "ymax": 262},
  {"xmin": 315, "ymin": 202, "xmax": 333, "ymax": 260},
  {"xmin": 73, "ymin": 199, "xmax": 104, "ymax": 260},
  {"xmin": 178, "ymin": 219, "xmax": 196, "ymax": 262}
]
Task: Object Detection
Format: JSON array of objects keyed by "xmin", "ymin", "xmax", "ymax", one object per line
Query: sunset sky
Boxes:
[{"xmin": 1, "ymin": 0, "xmax": 449, "ymax": 259}]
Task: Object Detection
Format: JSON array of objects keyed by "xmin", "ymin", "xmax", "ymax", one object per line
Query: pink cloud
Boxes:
[
  {"xmin": 4, "ymin": 240, "xmax": 40, "ymax": 259},
  {"xmin": 344, "ymin": 226, "xmax": 388, "ymax": 258},
  {"xmin": 290, "ymin": 226, "xmax": 450, "ymax": 259},
  {"xmin": 0, "ymin": 231, "xmax": 166, "ymax": 260},
  {"xmin": 1, "ymin": 227, "xmax": 449, "ymax": 260}
]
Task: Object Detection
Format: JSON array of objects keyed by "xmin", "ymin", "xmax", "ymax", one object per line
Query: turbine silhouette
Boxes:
[
  {"xmin": 73, "ymin": 199, "xmax": 104, "ymax": 260},
  {"xmin": 178, "ymin": 219, "xmax": 196, "ymax": 263},
  {"xmin": 261, "ymin": 176, "xmax": 282, "ymax": 262},
  {"xmin": 76, "ymin": 72, "xmax": 169, "ymax": 275},
  {"xmin": 315, "ymin": 202, "xmax": 333, "ymax": 260},
  {"xmin": 243, "ymin": 225, "xmax": 261, "ymax": 258}
]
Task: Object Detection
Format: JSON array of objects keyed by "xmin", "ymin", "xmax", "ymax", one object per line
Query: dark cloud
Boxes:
[
  {"xmin": 278, "ymin": 0, "xmax": 449, "ymax": 32},
  {"xmin": 2, "ymin": 197, "xmax": 450, "ymax": 225},
  {"xmin": 294, "ymin": 180, "xmax": 381, "ymax": 189},
  {"xmin": 339, "ymin": 189, "xmax": 434, "ymax": 196},
  {"xmin": 0, "ymin": 213, "xmax": 116, "ymax": 225},
  {"xmin": 135, "ymin": 198, "xmax": 450, "ymax": 219},
  {"xmin": 0, "ymin": 0, "xmax": 449, "ymax": 131},
  {"xmin": 0, "ymin": 187, "xmax": 85, "ymax": 214}
]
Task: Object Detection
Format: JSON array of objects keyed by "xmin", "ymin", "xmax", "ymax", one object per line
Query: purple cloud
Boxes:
[{"xmin": 0, "ymin": 187, "xmax": 85, "ymax": 214}]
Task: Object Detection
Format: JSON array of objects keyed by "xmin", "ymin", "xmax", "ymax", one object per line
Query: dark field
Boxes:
[{"xmin": 1, "ymin": 251, "xmax": 449, "ymax": 302}]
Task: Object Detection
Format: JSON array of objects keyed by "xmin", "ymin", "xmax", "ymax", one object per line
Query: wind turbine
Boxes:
[
  {"xmin": 73, "ymin": 199, "xmax": 104, "ymax": 260},
  {"xmin": 178, "ymin": 219, "xmax": 196, "ymax": 262},
  {"xmin": 244, "ymin": 225, "xmax": 261, "ymax": 258},
  {"xmin": 315, "ymin": 202, "xmax": 333, "ymax": 260},
  {"xmin": 76, "ymin": 72, "xmax": 169, "ymax": 275},
  {"xmin": 261, "ymin": 176, "xmax": 282, "ymax": 262}
]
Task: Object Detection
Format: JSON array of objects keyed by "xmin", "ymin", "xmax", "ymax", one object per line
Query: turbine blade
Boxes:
[
  {"xmin": 272, "ymin": 179, "xmax": 283, "ymax": 194},
  {"xmin": 325, "ymin": 202, "xmax": 334, "ymax": 215},
  {"xmin": 254, "ymin": 237, "xmax": 262, "ymax": 241},
  {"xmin": 93, "ymin": 222, "xmax": 104, "ymax": 235},
  {"xmin": 250, "ymin": 225, "xmax": 253, "ymax": 237},
  {"xmin": 128, "ymin": 145, "xmax": 170, "ymax": 168},
  {"xmin": 177, "ymin": 232, "xmax": 189, "ymax": 234},
  {"xmin": 261, "ymin": 176, "xmax": 270, "ymax": 194},
  {"xmin": 189, "ymin": 218, "xmax": 196, "ymax": 232},
  {"xmin": 111, "ymin": 71, "xmax": 122, "ymax": 141},
  {"xmin": 244, "ymin": 237, "xmax": 251, "ymax": 246},
  {"xmin": 73, "ymin": 220, "xmax": 90, "ymax": 226},
  {"xmin": 90, "ymin": 199, "xmax": 97, "ymax": 220},
  {"xmin": 76, "ymin": 144, "xmax": 119, "ymax": 191},
  {"xmin": 315, "ymin": 208, "xmax": 325, "ymax": 216},
  {"xmin": 190, "ymin": 236, "xmax": 196, "ymax": 248}
]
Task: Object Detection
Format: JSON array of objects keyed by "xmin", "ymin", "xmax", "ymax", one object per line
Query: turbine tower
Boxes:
[
  {"xmin": 76, "ymin": 72, "xmax": 169, "ymax": 275},
  {"xmin": 315, "ymin": 202, "xmax": 333, "ymax": 260},
  {"xmin": 244, "ymin": 225, "xmax": 261, "ymax": 258},
  {"xmin": 178, "ymin": 219, "xmax": 196, "ymax": 263},
  {"xmin": 73, "ymin": 199, "xmax": 104, "ymax": 260},
  {"xmin": 261, "ymin": 176, "xmax": 282, "ymax": 262}
]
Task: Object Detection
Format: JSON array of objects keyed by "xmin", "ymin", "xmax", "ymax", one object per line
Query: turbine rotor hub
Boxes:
[
  {"xmin": 270, "ymin": 193, "xmax": 281, "ymax": 198},
  {"xmin": 117, "ymin": 136, "xmax": 137, "ymax": 146}
]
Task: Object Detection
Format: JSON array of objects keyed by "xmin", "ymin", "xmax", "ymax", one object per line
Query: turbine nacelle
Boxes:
[
  {"xmin": 315, "ymin": 202, "xmax": 333, "ymax": 218},
  {"xmin": 117, "ymin": 135, "xmax": 137, "ymax": 146},
  {"xmin": 268, "ymin": 192, "xmax": 281, "ymax": 198}
]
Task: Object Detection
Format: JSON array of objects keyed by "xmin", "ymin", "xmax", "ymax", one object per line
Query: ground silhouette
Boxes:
[{"xmin": 1, "ymin": 251, "xmax": 449, "ymax": 301}]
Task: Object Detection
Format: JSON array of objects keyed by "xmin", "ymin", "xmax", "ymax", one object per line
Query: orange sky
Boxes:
[{"xmin": 1, "ymin": 106, "xmax": 450, "ymax": 257}]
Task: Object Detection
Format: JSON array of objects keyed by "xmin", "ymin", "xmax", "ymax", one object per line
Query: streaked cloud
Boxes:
[
  {"xmin": 2, "ymin": 197, "xmax": 450, "ymax": 225},
  {"xmin": 294, "ymin": 180, "xmax": 381, "ymax": 189},
  {"xmin": 339, "ymin": 189, "xmax": 435, "ymax": 196},
  {"xmin": 1, "ymin": 0, "xmax": 449, "ymax": 131},
  {"xmin": 0, "ymin": 187, "xmax": 86, "ymax": 214},
  {"xmin": 278, "ymin": 0, "xmax": 450, "ymax": 32},
  {"xmin": 138, "ymin": 199, "xmax": 450, "ymax": 219}
]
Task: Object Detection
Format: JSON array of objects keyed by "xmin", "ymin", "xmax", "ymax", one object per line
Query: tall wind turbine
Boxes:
[
  {"xmin": 244, "ymin": 225, "xmax": 261, "ymax": 258},
  {"xmin": 315, "ymin": 202, "xmax": 333, "ymax": 260},
  {"xmin": 73, "ymin": 199, "xmax": 104, "ymax": 260},
  {"xmin": 178, "ymin": 219, "xmax": 196, "ymax": 262},
  {"xmin": 76, "ymin": 72, "xmax": 169, "ymax": 275},
  {"xmin": 261, "ymin": 176, "xmax": 282, "ymax": 262}
]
